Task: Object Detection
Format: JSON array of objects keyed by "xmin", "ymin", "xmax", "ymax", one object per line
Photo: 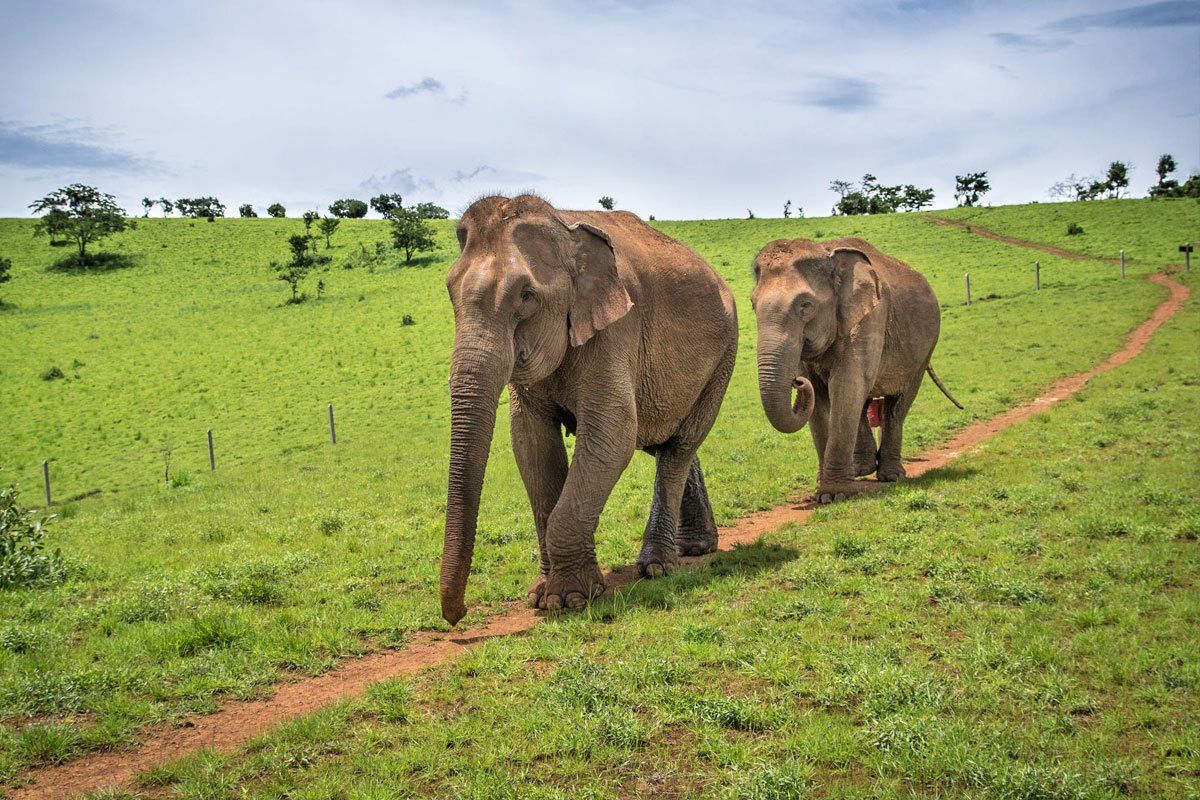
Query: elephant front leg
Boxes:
[
  {"xmin": 638, "ymin": 443, "xmax": 695, "ymax": 576},
  {"xmin": 819, "ymin": 376, "xmax": 871, "ymax": 503},
  {"xmin": 677, "ymin": 456, "xmax": 718, "ymax": 557},
  {"xmin": 510, "ymin": 395, "xmax": 568, "ymax": 607},
  {"xmin": 537, "ymin": 418, "xmax": 635, "ymax": 612}
]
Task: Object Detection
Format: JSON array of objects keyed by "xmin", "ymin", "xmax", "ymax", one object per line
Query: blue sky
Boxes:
[{"xmin": 0, "ymin": 0, "xmax": 1197, "ymax": 218}]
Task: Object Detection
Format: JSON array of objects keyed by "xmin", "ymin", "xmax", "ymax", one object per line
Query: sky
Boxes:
[{"xmin": 0, "ymin": 0, "xmax": 1197, "ymax": 219}]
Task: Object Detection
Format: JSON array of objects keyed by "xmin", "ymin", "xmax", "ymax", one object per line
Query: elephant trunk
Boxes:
[
  {"xmin": 757, "ymin": 324, "xmax": 815, "ymax": 434},
  {"xmin": 441, "ymin": 332, "xmax": 513, "ymax": 625}
]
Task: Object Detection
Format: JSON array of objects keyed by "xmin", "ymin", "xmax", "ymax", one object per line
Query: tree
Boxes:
[
  {"xmin": 274, "ymin": 234, "xmax": 316, "ymax": 303},
  {"xmin": 1049, "ymin": 174, "xmax": 1101, "ymax": 202},
  {"xmin": 29, "ymin": 184, "xmax": 133, "ymax": 260},
  {"xmin": 954, "ymin": 172, "xmax": 990, "ymax": 207},
  {"xmin": 389, "ymin": 206, "xmax": 437, "ymax": 264},
  {"xmin": 141, "ymin": 197, "xmax": 154, "ymax": 217},
  {"xmin": 370, "ymin": 193, "xmax": 404, "ymax": 218},
  {"xmin": 318, "ymin": 216, "xmax": 340, "ymax": 248},
  {"xmin": 900, "ymin": 185, "xmax": 935, "ymax": 212},
  {"xmin": 1156, "ymin": 154, "xmax": 1176, "ymax": 183},
  {"xmin": 157, "ymin": 197, "xmax": 174, "ymax": 217},
  {"xmin": 175, "ymin": 197, "xmax": 226, "ymax": 219},
  {"xmin": 828, "ymin": 180, "xmax": 853, "ymax": 203},
  {"xmin": 414, "ymin": 202, "xmax": 449, "ymax": 219},
  {"xmin": 302, "ymin": 210, "xmax": 319, "ymax": 237},
  {"xmin": 1150, "ymin": 154, "xmax": 1181, "ymax": 198},
  {"xmin": 598, "ymin": 196, "xmax": 615, "ymax": 210},
  {"xmin": 746, "ymin": 209, "xmax": 755, "ymax": 219},
  {"xmin": 267, "ymin": 203, "xmax": 287, "ymax": 218},
  {"xmin": 1103, "ymin": 161, "xmax": 1130, "ymax": 199},
  {"xmin": 783, "ymin": 200, "xmax": 792, "ymax": 218},
  {"xmin": 329, "ymin": 198, "xmax": 368, "ymax": 218},
  {"xmin": 238, "ymin": 203, "xmax": 258, "ymax": 218},
  {"xmin": 0, "ymin": 256, "xmax": 11, "ymax": 299},
  {"xmin": 836, "ymin": 191, "xmax": 870, "ymax": 216}
]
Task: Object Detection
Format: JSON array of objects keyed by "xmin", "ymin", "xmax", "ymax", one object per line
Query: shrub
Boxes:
[
  {"xmin": 238, "ymin": 203, "xmax": 257, "ymax": 218},
  {"xmin": 598, "ymin": 196, "xmax": 615, "ymax": 210},
  {"xmin": 402, "ymin": 314, "xmax": 415, "ymax": 326},
  {"xmin": 41, "ymin": 366, "xmax": 65, "ymax": 381},
  {"xmin": 1067, "ymin": 222, "xmax": 1084, "ymax": 236},
  {"xmin": 267, "ymin": 203, "xmax": 286, "ymax": 218},
  {"xmin": 0, "ymin": 486, "xmax": 65, "ymax": 589},
  {"xmin": 0, "ymin": 256, "xmax": 11, "ymax": 297},
  {"xmin": 343, "ymin": 241, "xmax": 391, "ymax": 272}
]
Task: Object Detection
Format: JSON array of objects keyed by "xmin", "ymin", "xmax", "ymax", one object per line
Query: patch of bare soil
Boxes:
[{"xmin": 8, "ymin": 262, "xmax": 1188, "ymax": 800}]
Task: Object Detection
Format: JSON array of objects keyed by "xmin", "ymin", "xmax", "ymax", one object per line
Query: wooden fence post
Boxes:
[
  {"xmin": 964, "ymin": 273, "xmax": 971, "ymax": 305},
  {"xmin": 42, "ymin": 460, "xmax": 51, "ymax": 506},
  {"xmin": 1035, "ymin": 261, "xmax": 1040, "ymax": 291},
  {"xmin": 207, "ymin": 429, "xmax": 215, "ymax": 471},
  {"xmin": 328, "ymin": 404, "xmax": 337, "ymax": 445},
  {"xmin": 1120, "ymin": 249, "xmax": 1125, "ymax": 279}
]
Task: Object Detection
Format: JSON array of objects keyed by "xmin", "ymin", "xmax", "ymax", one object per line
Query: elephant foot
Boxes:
[
  {"xmin": 817, "ymin": 480, "xmax": 869, "ymax": 504},
  {"xmin": 677, "ymin": 519, "xmax": 718, "ymax": 557},
  {"xmin": 877, "ymin": 461, "xmax": 906, "ymax": 482},
  {"xmin": 531, "ymin": 565, "xmax": 606, "ymax": 612},
  {"xmin": 854, "ymin": 458, "xmax": 878, "ymax": 478},
  {"xmin": 637, "ymin": 540, "xmax": 679, "ymax": 578}
]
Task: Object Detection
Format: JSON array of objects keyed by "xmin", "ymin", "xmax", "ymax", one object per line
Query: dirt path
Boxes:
[
  {"xmin": 926, "ymin": 215, "xmax": 1122, "ymax": 263},
  {"xmin": 9, "ymin": 265, "xmax": 1189, "ymax": 799}
]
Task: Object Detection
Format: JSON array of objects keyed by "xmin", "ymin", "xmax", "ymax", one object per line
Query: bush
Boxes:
[
  {"xmin": 1067, "ymin": 222, "xmax": 1084, "ymax": 236},
  {"xmin": 0, "ymin": 487, "xmax": 65, "ymax": 589},
  {"xmin": 238, "ymin": 204, "xmax": 257, "ymax": 218},
  {"xmin": 267, "ymin": 203, "xmax": 286, "ymax": 218},
  {"xmin": 41, "ymin": 366, "xmax": 65, "ymax": 381},
  {"xmin": 343, "ymin": 241, "xmax": 391, "ymax": 272},
  {"xmin": 402, "ymin": 314, "xmax": 415, "ymax": 326}
]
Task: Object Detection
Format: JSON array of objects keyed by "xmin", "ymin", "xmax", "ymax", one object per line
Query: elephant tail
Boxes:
[{"xmin": 926, "ymin": 364, "xmax": 964, "ymax": 409}]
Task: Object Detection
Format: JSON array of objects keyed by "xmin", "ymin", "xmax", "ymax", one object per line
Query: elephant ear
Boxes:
[
  {"xmin": 567, "ymin": 221, "xmax": 633, "ymax": 347},
  {"xmin": 831, "ymin": 247, "xmax": 881, "ymax": 339}
]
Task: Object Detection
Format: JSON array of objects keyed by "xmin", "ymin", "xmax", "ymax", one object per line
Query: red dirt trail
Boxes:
[{"xmin": 8, "ymin": 258, "xmax": 1189, "ymax": 799}]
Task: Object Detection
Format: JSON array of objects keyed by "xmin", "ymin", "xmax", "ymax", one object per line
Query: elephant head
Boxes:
[
  {"xmin": 750, "ymin": 239, "xmax": 880, "ymax": 433},
  {"xmin": 439, "ymin": 194, "xmax": 633, "ymax": 625}
]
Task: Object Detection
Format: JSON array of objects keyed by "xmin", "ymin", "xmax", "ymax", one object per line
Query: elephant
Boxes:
[
  {"xmin": 750, "ymin": 237, "xmax": 961, "ymax": 503},
  {"xmin": 440, "ymin": 194, "xmax": 738, "ymax": 625}
]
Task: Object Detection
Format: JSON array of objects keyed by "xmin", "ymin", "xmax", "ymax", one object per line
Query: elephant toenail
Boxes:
[
  {"xmin": 566, "ymin": 592, "xmax": 586, "ymax": 608},
  {"xmin": 545, "ymin": 594, "xmax": 563, "ymax": 611}
]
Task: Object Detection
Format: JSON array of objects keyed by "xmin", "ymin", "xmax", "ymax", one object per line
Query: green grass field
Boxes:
[
  {"xmin": 129, "ymin": 265, "xmax": 1200, "ymax": 799},
  {"xmin": 0, "ymin": 199, "xmax": 1196, "ymax": 789}
]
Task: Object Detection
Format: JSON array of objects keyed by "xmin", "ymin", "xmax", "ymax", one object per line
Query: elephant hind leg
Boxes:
[
  {"xmin": 854, "ymin": 404, "xmax": 879, "ymax": 478},
  {"xmin": 642, "ymin": 340, "xmax": 735, "ymax": 573},
  {"xmin": 638, "ymin": 444, "xmax": 692, "ymax": 577},
  {"xmin": 877, "ymin": 389, "xmax": 918, "ymax": 482},
  {"xmin": 678, "ymin": 456, "xmax": 718, "ymax": 556}
]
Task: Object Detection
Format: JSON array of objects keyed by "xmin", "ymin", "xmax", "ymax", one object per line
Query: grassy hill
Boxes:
[{"xmin": 0, "ymin": 199, "xmax": 1195, "ymax": 784}]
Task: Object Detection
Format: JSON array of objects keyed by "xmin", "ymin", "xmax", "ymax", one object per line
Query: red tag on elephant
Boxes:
[{"xmin": 867, "ymin": 398, "xmax": 884, "ymax": 428}]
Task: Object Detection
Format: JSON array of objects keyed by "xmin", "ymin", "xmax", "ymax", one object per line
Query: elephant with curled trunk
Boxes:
[
  {"xmin": 750, "ymin": 237, "xmax": 961, "ymax": 503},
  {"xmin": 440, "ymin": 194, "xmax": 738, "ymax": 624}
]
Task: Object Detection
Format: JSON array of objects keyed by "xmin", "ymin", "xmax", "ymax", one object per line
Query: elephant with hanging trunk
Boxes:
[
  {"xmin": 440, "ymin": 194, "xmax": 738, "ymax": 625},
  {"xmin": 750, "ymin": 237, "xmax": 961, "ymax": 503}
]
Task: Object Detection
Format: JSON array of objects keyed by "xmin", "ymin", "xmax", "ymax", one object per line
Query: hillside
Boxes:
[{"xmin": 0, "ymin": 199, "xmax": 1195, "ymax": 787}]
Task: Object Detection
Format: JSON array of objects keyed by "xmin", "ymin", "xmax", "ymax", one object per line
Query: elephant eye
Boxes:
[{"xmin": 520, "ymin": 289, "xmax": 536, "ymax": 303}]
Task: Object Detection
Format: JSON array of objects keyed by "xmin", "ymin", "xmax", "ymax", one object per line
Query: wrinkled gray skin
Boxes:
[
  {"xmin": 441, "ymin": 194, "xmax": 737, "ymax": 625},
  {"xmin": 751, "ymin": 237, "xmax": 947, "ymax": 503}
]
